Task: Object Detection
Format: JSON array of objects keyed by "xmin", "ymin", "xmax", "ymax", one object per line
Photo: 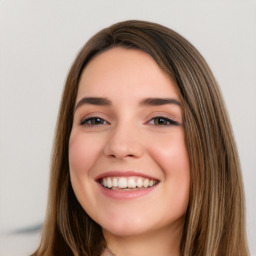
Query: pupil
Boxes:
[
  {"xmin": 94, "ymin": 118, "xmax": 102, "ymax": 124},
  {"xmin": 156, "ymin": 118, "xmax": 166, "ymax": 125}
]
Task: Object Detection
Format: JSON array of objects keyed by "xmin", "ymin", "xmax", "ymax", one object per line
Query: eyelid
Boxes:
[
  {"xmin": 79, "ymin": 112, "xmax": 110, "ymax": 125},
  {"xmin": 145, "ymin": 112, "xmax": 181, "ymax": 125},
  {"xmin": 80, "ymin": 117, "xmax": 108, "ymax": 126},
  {"xmin": 148, "ymin": 116, "xmax": 180, "ymax": 126}
]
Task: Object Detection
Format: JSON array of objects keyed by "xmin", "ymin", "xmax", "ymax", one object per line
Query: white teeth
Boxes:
[
  {"xmin": 137, "ymin": 177, "xmax": 143, "ymax": 188},
  {"xmin": 118, "ymin": 177, "xmax": 128, "ymax": 188},
  {"xmin": 107, "ymin": 177, "xmax": 112, "ymax": 188},
  {"xmin": 112, "ymin": 177, "xmax": 118, "ymax": 187},
  {"xmin": 128, "ymin": 178, "xmax": 136, "ymax": 188},
  {"xmin": 103, "ymin": 178, "xmax": 107, "ymax": 187},
  {"xmin": 101, "ymin": 176, "xmax": 157, "ymax": 189},
  {"xmin": 143, "ymin": 179, "xmax": 149, "ymax": 188}
]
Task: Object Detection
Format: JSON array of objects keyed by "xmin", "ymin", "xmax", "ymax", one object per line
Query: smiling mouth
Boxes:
[{"xmin": 99, "ymin": 176, "xmax": 159, "ymax": 190}]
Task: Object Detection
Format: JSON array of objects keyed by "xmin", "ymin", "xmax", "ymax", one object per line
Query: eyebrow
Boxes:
[
  {"xmin": 75, "ymin": 97, "xmax": 181, "ymax": 111},
  {"xmin": 75, "ymin": 97, "xmax": 111, "ymax": 110},
  {"xmin": 140, "ymin": 98, "xmax": 181, "ymax": 107}
]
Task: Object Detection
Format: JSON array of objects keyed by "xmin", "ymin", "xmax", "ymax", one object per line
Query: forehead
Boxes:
[{"xmin": 77, "ymin": 47, "xmax": 180, "ymax": 101}]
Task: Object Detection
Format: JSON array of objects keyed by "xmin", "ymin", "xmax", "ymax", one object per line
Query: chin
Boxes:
[
  {"xmin": 99, "ymin": 215, "xmax": 151, "ymax": 237},
  {"xmin": 98, "ymin": 210, "xmax": 186, "ymax": 240},
  {"xmin": 103, "ymin": 224, "xmax": 150, "ymax": 238},
  {"xmin": 101, "ymin": 215, "xmax": 171, "ymax": 239}
]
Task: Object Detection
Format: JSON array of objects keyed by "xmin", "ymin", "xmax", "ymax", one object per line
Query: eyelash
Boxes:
[
  {"xmin": 80, "ymin": 117, "xmax": 108, "ymax": 126},
  {"xmin": 80, "ymin": 116, "xmax": 179, "ymax": 127},
  {"xmin": 148, "ymin": 116, "xmax": 179, "ymax": 126}
]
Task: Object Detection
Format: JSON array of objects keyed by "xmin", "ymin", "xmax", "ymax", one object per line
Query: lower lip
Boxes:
[{"xmin": 97, "ymin": 183, "xmax": 158, "ymax": 200}]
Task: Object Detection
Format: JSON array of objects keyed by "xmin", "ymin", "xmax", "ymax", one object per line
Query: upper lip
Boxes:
[{"xmin": 95, "ymin": 170, "xmax": 159, "ymax": 181}]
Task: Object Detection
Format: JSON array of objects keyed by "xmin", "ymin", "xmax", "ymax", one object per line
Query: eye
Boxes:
[
  {"xmin": 80, "ymin": 117, "xmax": 108, "ymax": 126},
  {"xmin": 149, "ymin": 116, "xmax": 179, "ymax": 126}
]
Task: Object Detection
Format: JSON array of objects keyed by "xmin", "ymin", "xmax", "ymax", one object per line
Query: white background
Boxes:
[{"xmin": 0, "ymin": 0, "xmax": 255, "ymax": 255}]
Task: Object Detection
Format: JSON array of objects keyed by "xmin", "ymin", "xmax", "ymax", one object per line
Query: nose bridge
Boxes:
[{"xmin": 104, "ymin": 119, "xmax": 143, "ymax": 159}]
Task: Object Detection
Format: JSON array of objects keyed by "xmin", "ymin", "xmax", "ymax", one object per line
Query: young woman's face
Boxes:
[{"xmin": 69, "ymin": 48, "xmax": 190, "ymax": 238}]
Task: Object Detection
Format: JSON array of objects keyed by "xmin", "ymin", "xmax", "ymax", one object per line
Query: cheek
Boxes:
[
  {"xmin": 147, "ymin": 131, "xmax": 190, "ymax": 208},
  {"xmin": 68, "ymin": 132, "xmax": 103, "ymax": 213},
  {"xmin": 69, "ymin": 132, "xmax": 102, "ymax": 175},
  {"xmin": 68, "ymin": 133, "xmax": 91, "ymax": 201},
  {"xmin": 147, "ymin": 131, "xmax": 190, "ymax": 174}
]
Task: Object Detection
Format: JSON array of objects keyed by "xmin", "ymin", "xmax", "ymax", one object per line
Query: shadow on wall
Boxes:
[
  {"xmin": 11, "ymin": 223, "xmax": 43, "ymax": 235},
  {"xmin": 0, "ymin": 223, "xmax": 43, "ymax": 256}
]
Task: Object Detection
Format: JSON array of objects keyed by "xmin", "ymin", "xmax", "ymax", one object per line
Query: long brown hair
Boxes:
[{"xmin": 32, "ymin": 20, "xmax": 249, "ymax": 256}]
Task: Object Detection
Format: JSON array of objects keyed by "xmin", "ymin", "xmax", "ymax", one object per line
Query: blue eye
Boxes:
[
  {"xmin": 149, "ymin": 117, "xmax": 179, "ymax": 126},
  {"xmin": 81, "ymin": 117, "xmax": 107, "ymax": 126}
]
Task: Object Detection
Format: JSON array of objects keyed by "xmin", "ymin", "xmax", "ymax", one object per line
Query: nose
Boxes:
[{"xmin": 103, "ymin": 123, "xmax": 144, "ymax": 159}]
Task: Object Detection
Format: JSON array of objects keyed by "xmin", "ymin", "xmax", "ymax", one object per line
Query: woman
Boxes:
[{"xmin": 32, "ymin": 20, "xmax": 249, "ymax": 256}]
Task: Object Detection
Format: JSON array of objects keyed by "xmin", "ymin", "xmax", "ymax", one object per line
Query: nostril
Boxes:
[
  {"xmin": 103, "ymin": 137, "xmax": 144, "ymax": 159},
  {"xmin": 113, "ymin": 154, "xmax": 137, "ymax": 159}
]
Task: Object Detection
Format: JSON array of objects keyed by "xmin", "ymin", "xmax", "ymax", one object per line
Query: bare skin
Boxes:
[{"xmin": 69, "ymin": 48, "xmax": 190, "ymax": 256}]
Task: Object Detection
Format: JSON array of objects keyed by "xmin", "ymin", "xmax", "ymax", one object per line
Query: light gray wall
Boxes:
[{"xmin": 0, "ymin": 0, "xmax": 255, "ymax": 255}]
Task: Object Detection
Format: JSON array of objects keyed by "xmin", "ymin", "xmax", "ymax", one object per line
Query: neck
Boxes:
[{"xmin": 103, "ymin": 221, "xmax": 183, "ymax": 256}]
